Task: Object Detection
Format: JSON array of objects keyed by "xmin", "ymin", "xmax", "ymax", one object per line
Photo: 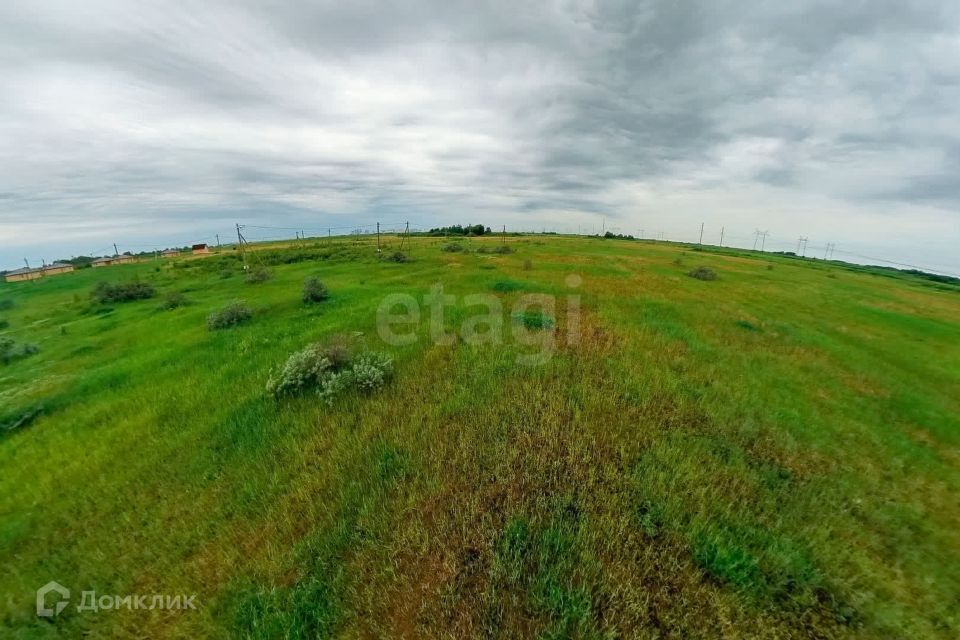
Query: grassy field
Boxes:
[{"xmin": 1, "ymin": 234, "xmax": 958, "ymax": 639}]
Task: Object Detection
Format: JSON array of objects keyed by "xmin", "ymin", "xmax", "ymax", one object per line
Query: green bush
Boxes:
[
  {"xmin": 441, "ymin": 243, "xmax": 467, "ymax": 253},
  {"xmin": 92, "ymin": 281, "xmax": 156, "ymax": 303},
  {"xmin": 512, "ymin": 311, "xmax": 554, "ymax": 330},
  {"xmin": 207, "ymin": 301, "xmax": 252, "ymax": 330},
  {"xmin": 0, "ymin": 299, "xmax": 14, "ymax": 311},
  {"xmin": 0, "ymin": 337, "xmax": 39, "ymax": 364},
  {"xmin": 158, "ymin": 292, "xmax": 189, "ymax": 310},
  {"xmin": 267, "ymin": 341, "xmax": 393, "ymax": 405},
  {"xmin": 478, "ymin": 245, "xmax": 513, "ymax": 255},
  {"xmin": 491, "ymin": 280, "xmax": 523, "ymax": 293},
  {"xmin": 0, "ymin": 319, "xmax": 8, "ymax": 330},
  {"xmin": 302, "ymin": 277, "xmax": 329, "ymax": 304},
  {"xmin": 219, "ymin": 269, "xmax": 233, "ymax": 279},
  {"xmin": 688, "ymin": 267, "xmax": 717, "ymax": 281},
  {"xmin": 245, "ymin": 267, "xmax": 272, "ymax": 284},
  {"xmin": 385, "ymin": 251, "xmax": 409, "ymax": 263}
]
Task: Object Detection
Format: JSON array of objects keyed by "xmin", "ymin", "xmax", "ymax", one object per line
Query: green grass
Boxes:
[{"xmin": 1, "ymin": 235, "xmax": 959, "ymax": 638}]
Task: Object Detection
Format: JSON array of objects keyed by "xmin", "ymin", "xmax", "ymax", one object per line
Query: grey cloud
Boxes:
[{"xmin": 1, "ymin": 0, "xmax": 959, "ymax": 272}]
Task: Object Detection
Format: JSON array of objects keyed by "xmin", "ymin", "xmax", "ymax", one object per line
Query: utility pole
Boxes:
[
  {"xmin": 753, "ymin": 229, "xmax": 761, "ymax": 250},
  {"xmin": 23, "ymin": 258, "xmax": 30, "ymax": 269},
  {"xmin": 236, "ymin": 223, "xmax": 245, "ymax": 261},
  {"xmin": 113, "ymin": 243, "xmax": 119, "ymax": 256},
  {"xmin": 602, "ymin": 218, "xmax": 606, "ymax": 235},
  {"xmin": 216, "ymin": 234, "xmax": 220, "ymax": 250},
  {"xmin": 797, "ymin": 236, "xmax": 808, "ymax": 257},
  {"xmin": 761, "ymin": 231, "xmax": 768, "ymax": 251},
  {"xmin": 719, "ymin": 227, "xmax": 725, "ymax": 247},
  {"xmin": 502, "ymin": 225, "xmax": 506, "ymax": 245},
  {"xmin": 698, "ymin": 222, "xmax": 704, "ymax": 247},
  {"xmin": 376, "ymin": 222, "xmax": 381, "ymax": 253}
]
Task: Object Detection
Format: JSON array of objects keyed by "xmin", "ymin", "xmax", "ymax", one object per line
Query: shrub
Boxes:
[
  {"xmin": 207, "ymin": 301, "xmax": 252, "ymax": 330},
  {"xmin": 688, "ymin": 267, "xmax": 717, "ymax": 281},
  {"xmin": 92, "ymin": 281, "xmax": 156, "ymax": 303},
  {"xmin": 0, "ymin": 319, "xmax": 8, "ymax": 330},
  {"xmin": 245, "ymin": 267, "xmax": 272, "ymax": 284},
  {"xmin": 302, "ymin": 277, "xmax": 329, "ymax": 304},
  {"xmin": 219, "ymin": 269, "xmax": 233, "ymax": 279},
  {"xmin": 266, "ymin": 343, "xmax": 340, "ymax": 397},
  {"xmin": 478, "ymin": 245, "xmax": 513, "ymax": 255},
  {"xmin": 350, "ymin": 352, "xmax": 394, "ymax": 392},
  {"xmin": 0, "ymin": 337, "xmax": 39, "ymax": 364},
  {"xmin": 267, "ymin": 340, "xmax": 393, "ymax": 405},
  {"xmin": 441, "ymin": 243, "xmax": 467, "ymax": 253},
  {"xmin": 0, "ymin": 299, "xmax": 14, "ymax": 311},
  {"xmin": 512, "ymin": 310, "xmax": 555, "ymax": 330},
  {"xmin": 386, "ymin": 251, "xmax": 409, "ymax": 263},
  {"xmin": 158, "ymin": 292, "xmax": 189, "ymax": 310},
  {"xmin": 491, "ymin": 280, "xmax": 523, "ymax": 293}
]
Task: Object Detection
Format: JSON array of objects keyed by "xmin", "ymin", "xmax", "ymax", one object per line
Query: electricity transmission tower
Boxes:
[{"xmin": 754, "ymin": 230, "xmax": 769, "ymax": 251}]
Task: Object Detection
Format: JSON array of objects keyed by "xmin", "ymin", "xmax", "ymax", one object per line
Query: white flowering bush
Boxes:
[
  {"xmin": 267, "ymin": 341, "xmax": 393, "ymax": 405},
  {"xmin": 351, "ymin": 352, "xmax": 394, "ymax": 392},
  {"xmin": 266, "ymin": 343, "xmax": 333, "ymax": 397}
]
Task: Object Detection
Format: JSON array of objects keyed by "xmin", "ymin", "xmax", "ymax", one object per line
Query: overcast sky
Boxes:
[{"xmin": 2, "ymin": 0, "xmax": 959, "ymax": 274}]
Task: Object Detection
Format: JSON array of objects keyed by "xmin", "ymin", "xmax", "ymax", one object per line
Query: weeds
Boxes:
[
  {"xmin": 385, "ymin": 251, "xmax": 409, "ymax": 263},
  {"xmin": 441, "ymin": 243, "xmax": 467, "ymax": 253},
  {"xmin": 0, "ymin": 299, "xmax": 13, "ymax": 311}
]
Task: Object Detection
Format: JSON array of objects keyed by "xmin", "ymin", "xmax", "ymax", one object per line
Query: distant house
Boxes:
[
  {"xmin": 42, "ymin": 263, "xmax": 74, "ymax": 276},
  {"xmin": 4, "ymin": 262, "xmax": 74, "ymax": 283},
  {"xmin": 92, "ymin": 255, "xmax": 135, "ymax": 267},
  {"xmin": 192, "ymin": 243, "xmax": 211, "ymax": 255},
  {"xmin": 162, "ymin": 249, "xmax": 180, "ymax": 258},
  {"xmin": 4, "ymin": 267, "xmax": 42, "ymax": 283}
]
